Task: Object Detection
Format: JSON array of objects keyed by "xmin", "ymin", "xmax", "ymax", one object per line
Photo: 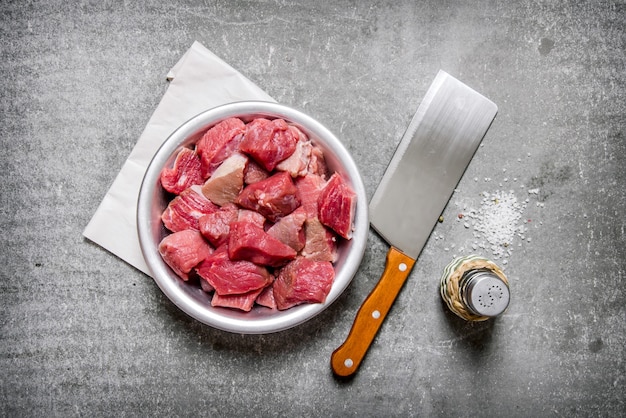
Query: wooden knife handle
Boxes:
[{"xmin": 331, "ymin": 247, "xmax": 416, "ymax": 377}]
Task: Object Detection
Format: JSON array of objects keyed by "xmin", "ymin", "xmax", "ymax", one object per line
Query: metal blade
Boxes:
[{"xmin": 369, "ymin": 70, "xmax": 498, "ymax": 259}]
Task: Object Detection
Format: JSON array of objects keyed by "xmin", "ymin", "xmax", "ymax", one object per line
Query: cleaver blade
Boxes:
[{"xmin": 331, "ymin": 70, "xmax": 498, "ymax": 377}]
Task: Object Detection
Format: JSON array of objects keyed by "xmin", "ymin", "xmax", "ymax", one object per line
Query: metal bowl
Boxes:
[{"xmin": 137, "ymin": 101, "xmax": 368, "ymax": 334}]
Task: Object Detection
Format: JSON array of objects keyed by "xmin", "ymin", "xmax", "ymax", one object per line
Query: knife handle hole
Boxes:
[
  {"xmin": 398, "ymin": 263, "xmax": 407, "ymax": 272},
  {"xmin": 344, "ymin": 358, "xmax": 354, "ymax": 368}
]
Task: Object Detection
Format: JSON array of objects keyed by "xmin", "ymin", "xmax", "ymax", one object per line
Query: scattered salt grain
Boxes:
[{"xmin": 468, "ymin": 190, "xmax": 526, "ymax": 258}]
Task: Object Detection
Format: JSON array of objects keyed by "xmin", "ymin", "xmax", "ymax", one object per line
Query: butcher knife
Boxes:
[{"xmin": 331, "ymin": 70, "xmax": 498, "ymax": 377}]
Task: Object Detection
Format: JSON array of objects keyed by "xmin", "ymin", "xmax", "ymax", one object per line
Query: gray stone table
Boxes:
[{"xmin": 1, "ymin": 1, "xmax": 624, "ymax": 416}]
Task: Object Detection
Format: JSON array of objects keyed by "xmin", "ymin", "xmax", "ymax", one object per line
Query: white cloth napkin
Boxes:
[{"xmin": 83, "ymin": 41, "xmax": 275, "ymax": 275}]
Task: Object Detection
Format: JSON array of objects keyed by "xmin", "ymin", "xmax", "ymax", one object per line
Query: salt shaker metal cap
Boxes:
[
  {"xmin": 461, "ymin": 269, "xmax": 510, "ymax": 317},
  {"xmin": 440, "ymin": 255, "xmax": 511, "ymax": 321}
]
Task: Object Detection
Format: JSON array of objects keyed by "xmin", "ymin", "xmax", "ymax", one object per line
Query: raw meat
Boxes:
[
  {"xmin": 228, "ymin": 220, "xmax": 297, "ymax": 267},
  {"xmin": 255, "ymin": 285, "xmax": 277, "ymax": 309},
  {"xmin": 196, "ymin": 246, "xmax": 273, "ymax": 295},
  {"xmin": 159, "ymin": 147, "xmax": 203, "ymax": 195},
  {"xmin": 198, "ymin": 203, "xmax": 238, "ymax": 247},
  {"xmin": 273, "ymin": 257, "xmax": 335, "ymax": 310},
  {"xmin": 236, "ymin": 171, "xmax": 301, "ymax": 222},
  {"xmin": 276, "ymin": 127, "xmax": 312, "ymax": 177},
  {"xmin": 244, "ymin": 159, "xmax": 270, "ymax": 184},
  {"xmin": 240, "ymin": 118, "xmax": 298, "ymax": 171},
  {"xmin": 158, "ymin": 230, "xmax": 213, "ymax": 280},
  {"xmin": 237, "ymin": 209, "xmax": 266, "ymax": 228},
  {"xmin": 318, "ymin": 172, "xmax": 356, "ymax": 239},
  {"xmin": 301, "ymin": 217, "xmax": 337, "ymax": 262},
  {"xmin": 161, "ymin": 186, "xmax": 219, "ymax": 232},
  {"xmin": 200, "ymin": 152, "xmax": 247, "ymax": 206},
  {"xmin": 266, "ymin": 206, "xmax": 307, "ymax": 252},
  {"xmin": 211, "ymin": 287, "xmax": 265, "ymax": 312},
  {"xmin": 200, "ymin": 278, "xmax": 215, "ymax": 293},
  {"xmin": 295, "ymin": 173, "xmax": 325, "ymax": 218},
  {"xmin": 157, "ymin": 116, "xmax": 360, "ymax": 313},
  {"xmin": 196, "ymin": 117, "xmax": 246, "ymax": 178},
  {"xmin": 289, "ymin": 125, "xmax": 308, "ymax": 143},
  {"xmin": 308, "ymin": 144, "xmax": 329, "ymax": 178}
]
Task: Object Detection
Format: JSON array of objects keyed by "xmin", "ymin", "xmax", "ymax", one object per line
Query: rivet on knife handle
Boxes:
[{"xmin": 331, "ymin": 247, "xmax": 415, "ymax": 377}]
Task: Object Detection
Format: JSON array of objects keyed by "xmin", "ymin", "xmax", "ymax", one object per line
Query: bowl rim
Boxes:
[{"xmin": 137, "ymin": 100, "xmax": 368, "ymax": 334}]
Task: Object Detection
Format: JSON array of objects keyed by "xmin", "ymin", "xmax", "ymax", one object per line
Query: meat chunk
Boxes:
[
  {"xmin": 240, "ymin": 118, "xmax": 298, "ymax": 171},
  {"xmin": 236, "ymin": 172, "xmax": 300, "ymax": 222},
  {"xmin": 161, "ymin": 186, "xmax": 219, "ymax": 232},
  {"xmin": 266, "ymin": 206, "xmax": 307, "ymax": 252},
  {"xmin": 301, "ymin": 217, "xmax": 337, "ymax": 262},
  {"xmin": 200, "ymin": 152, "xmax": 247, "ymax": 206},
  {"xmin": 196, "ymin": 246, "xmax": 273, "ymax": 295},
  {"xmin": 228, "ymin": 220, "xmax": 297, "ymax": 267},
  {"xmin": 198, "ymin": 203, "xmax": 238, "ymax": 247},
  {"xmin": 244, "ymin": 159, "xmax": 270, "ymax": 185},
  {"xmin": 273, "ymin": 257, "xmax": 335, "ymax": 310},
  {"xmin": 159, "ymin": 147, "xmax": 203, "ymax": 195},
  {"xmin": 200, "ymin": 278, "xmax": 215, "ymax": 293},
  {"xmin": 211, "ymin": 287, "xmax": 266, "ymax": 312},
  {"xmin": 276, "ymin": 127, "xmax": 312, "ymax": 177},
  {"xmin": 196, "ymin": 117, "xmax": 246, "ymax": 178},
  {"xmin": 255, "ymin": 285, "xmax": 277, "ymax": 309},
  {"xmin": 158, "ymin": 230, "xmax": 213, "ymax": 280},
  {"xmin": 295, "ymin": 173, "xmax": 325, "ymax": 218},
  {"xmin": 237, "ymin": 209, "xmax": 266, "ymax": 228},
  {"xmin": 318, "ymin": 173, "xmax": 357, "ymax": 239},
  {"xmin": 308, "ymin": 144, "xmax": 329, "ymax": 178}
]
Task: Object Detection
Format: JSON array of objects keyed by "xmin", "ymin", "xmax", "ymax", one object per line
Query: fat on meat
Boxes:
[
  {"xmin": 196, "ymin": 117, "xmax": 246, "ymax": 178},
  {"xmin": 158, "ymin": 230, "xmax": 213, "ymax": 280},
  {"xmin": 240, "ymin": 118, "xmax": 298, "ymax": 171},
  {"xmin": 273, "ymin": 257, "xmax": 335, "ymax": 310},
  {"xmin": 307, "ymin": 144, "xmax": 329, "ymax": 178},
  {"xmin": 159, "ymin": 147, "xmax": 203, "ymax": 195},
  {"xmin": 161, "ymin": 186, "xmax": 219, "ymax": 232},
  {"xmin": 196, "ymin": 246, "xmax": 273, "ymax": 295},
  {"xmin": 318, "ymin": 172, "xmax": 357, "ymax": 239},
  {"xmin": 200, "ymin": 152, "xmax": 247, "ymax": 206},
  {"xmin": 228, "ymin": 220, "xmax": 297, "ymax": 267},
  {"xmin": 236, "ymin": 171, "xmax": 301, "ymax": 222}
]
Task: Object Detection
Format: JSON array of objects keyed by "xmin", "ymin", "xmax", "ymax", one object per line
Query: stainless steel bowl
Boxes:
[{"xmin": 137, "ymin": 101, "xmax": 368, "ymax": 334}]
